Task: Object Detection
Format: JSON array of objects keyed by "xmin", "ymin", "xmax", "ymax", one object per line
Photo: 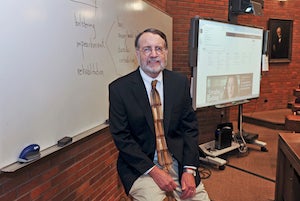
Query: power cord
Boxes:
[
  {"xmin": 198, "ymin": 166, "xmax": 212, "ymax": 179},
  {"xmin": 232, "ymin": 131, "xmax": 248, "ymax": 154}
]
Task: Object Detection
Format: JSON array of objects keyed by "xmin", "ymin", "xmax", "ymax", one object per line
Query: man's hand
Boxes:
[
  {"xmin": 149, "ymin": 166, "xmax": 178, "ymax": 192},
  {"xmin": 180, "ymin": 172, "xmax": 196, "ymax": 199}
]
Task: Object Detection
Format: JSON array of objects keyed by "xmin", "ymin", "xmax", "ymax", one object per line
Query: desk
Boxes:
[{"xmin": 275, "ymin": 133, "xmax": 300, "ymax": 201}]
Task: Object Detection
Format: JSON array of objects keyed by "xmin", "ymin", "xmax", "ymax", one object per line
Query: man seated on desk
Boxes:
[{"xmin": 109, "ymin": 28, "xmax": 210, "ymax": 201}]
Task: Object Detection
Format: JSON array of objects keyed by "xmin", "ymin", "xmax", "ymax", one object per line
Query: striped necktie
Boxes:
[
  {"xmin": 151, "ymin": 80, "xmax": 176, "ymax": 200},
  {"xmin": 150, "ymin": 80, "xmax": 176, "ymax": 201},
  {"xmin": 150, "ymin": 80, "xmax": 173, "ymax": 172}
]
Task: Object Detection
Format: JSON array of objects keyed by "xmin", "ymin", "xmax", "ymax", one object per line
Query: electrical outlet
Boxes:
[{"xmin": 221, "ymin": 110, "xmax": 225, "ymax": 117}]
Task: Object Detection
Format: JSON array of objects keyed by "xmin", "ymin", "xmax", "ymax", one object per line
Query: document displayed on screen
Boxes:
[{"xmin": 193, "ymin": 19, "xmax": 263, "ymax": 108}]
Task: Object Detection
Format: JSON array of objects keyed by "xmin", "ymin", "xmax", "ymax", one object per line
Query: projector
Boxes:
[{"xmin": 230, "ymin": 0, "xmax": 263, "ymax": 16}]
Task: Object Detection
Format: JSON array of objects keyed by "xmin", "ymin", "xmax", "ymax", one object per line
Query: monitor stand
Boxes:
[
  {"xmin": 237, "ymin": 103, "xmax": 268, "ymax": 152},
  {"xmin": 199, "ymin": 140, "xmax": 240, "ymax": 170},
  {"xmin": 199, "ymin": 101, "xmax": 268, "ymax": 170}
]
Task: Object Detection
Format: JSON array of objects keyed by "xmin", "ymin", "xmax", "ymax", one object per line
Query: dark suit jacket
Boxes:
[{"xmin": 109, "ymin": 68, "xmax": 201, "ymax": 194}]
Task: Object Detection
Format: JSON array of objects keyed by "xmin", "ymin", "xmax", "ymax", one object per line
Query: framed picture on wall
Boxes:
[{"xmin": 268, "ymin": 19, "xmax": 293, "ymax": 63}]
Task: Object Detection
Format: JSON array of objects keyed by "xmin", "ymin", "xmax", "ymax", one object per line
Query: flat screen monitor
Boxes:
[{"xmin": 190, "ymin": 18, "xmax": 263, "ymax": 108}]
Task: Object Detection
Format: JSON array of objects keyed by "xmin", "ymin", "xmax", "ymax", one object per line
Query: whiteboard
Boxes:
[{"xmin": 0, "ymin": 0, "xmax": 172, "ymax": 169}]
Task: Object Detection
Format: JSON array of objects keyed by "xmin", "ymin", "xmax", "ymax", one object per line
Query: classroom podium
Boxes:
[{"xmin": 275, "ymin": 133, "xmax": 300, "ymax": 201}]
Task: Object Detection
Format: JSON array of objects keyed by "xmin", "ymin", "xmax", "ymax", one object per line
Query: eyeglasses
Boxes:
[{"xmin": 139, "ymin": 46, "xmax": 166, "ymax": 56}]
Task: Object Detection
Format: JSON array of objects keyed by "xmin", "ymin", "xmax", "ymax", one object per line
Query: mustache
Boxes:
[{"xmin": 148, "ymin": 58, "xmax": 160, "ymax": 62}]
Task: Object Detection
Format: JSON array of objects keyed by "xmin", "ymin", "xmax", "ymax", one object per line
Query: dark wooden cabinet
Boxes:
[{"xmin": 275, "ymin": 133, "xmax": 300, "ymax": 201}]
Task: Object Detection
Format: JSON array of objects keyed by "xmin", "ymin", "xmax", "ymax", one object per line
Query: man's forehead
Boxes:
[{"xmin": 139, "ymin": 32, "xmax": 165, "ymax": 46}]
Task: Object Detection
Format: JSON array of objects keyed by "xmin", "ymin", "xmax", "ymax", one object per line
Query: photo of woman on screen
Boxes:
[{"xmin": 223, "ymin": 75, "xmax": 239, "ymax": 100}]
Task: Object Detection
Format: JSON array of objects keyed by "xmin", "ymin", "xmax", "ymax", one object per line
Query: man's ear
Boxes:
[{"xmin": 135, "ymin": 50, "xmax": 141, "ymax": 65}]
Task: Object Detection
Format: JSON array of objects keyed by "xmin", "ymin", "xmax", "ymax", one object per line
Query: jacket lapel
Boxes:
[
  {"xmin": 162, "ymin": 70, "xmax": 173, "ymax": 136},
  {"xmin": 130, "ymin": 69, "xmax": 155, "ymax": 134}
]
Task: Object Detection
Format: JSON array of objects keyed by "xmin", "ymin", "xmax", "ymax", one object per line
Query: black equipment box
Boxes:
[{"xmin": 215, "ymin": 122, "xmax": 233, "ymax": 150}]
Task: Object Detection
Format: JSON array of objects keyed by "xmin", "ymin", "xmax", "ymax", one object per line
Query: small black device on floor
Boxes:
[
  {"xmin": 236, "ymin": 130, "xmax": 258, "ymax": 143},
  {"xmin": 215, "ymin": 122, "xmax": 233, "ymax": 150}
]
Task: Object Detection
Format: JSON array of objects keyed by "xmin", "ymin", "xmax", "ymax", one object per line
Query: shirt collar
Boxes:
[{"xmin": 139, "ymin": 67, "xmax": 163, "ymax": 84}]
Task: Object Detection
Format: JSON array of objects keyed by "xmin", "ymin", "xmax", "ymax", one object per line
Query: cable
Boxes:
[
  {"xmin": 198, "ymin": 166, "xmax": 212, "ymax": 179},
  {"xmin": 236, "ymin": 104, "xmax": 248, "ymax": 154},
  {"xmin": 232, "ymin": 130, "xmax": 248, "ymax": 154},
  {"xmin": 226, "ymin": 164, "xmax": 275, "ymax": 183}
]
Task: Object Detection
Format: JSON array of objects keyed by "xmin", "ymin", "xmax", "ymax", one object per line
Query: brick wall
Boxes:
[
  {"xmin": 1, "ymin": 0, "xmax": 299, "ymax": 200},
  {"xmin": 237, "ymin": 0, "xmax": 300, "ymax": 114},
  {"xmin": 164, "ymin": 0, "xmax": 300, "ymax": 119},
  {"xmin": 0, "ymin": 128, "xmax": 128, "ymax": 201}
]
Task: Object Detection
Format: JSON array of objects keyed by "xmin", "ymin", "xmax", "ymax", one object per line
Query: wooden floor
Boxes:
[
  {"xmin": 201, "ymin": 109, "xmax": 294, "ymax": 201},
  {"xmin": 243, "ymin": 108, "xmax": 292, "ymax": 130}
]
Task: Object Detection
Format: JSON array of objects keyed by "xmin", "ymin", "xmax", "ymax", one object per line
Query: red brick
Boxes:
[{"xmin": 1, "ymin": 1, "xmax": 300, "ymax": 200}]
